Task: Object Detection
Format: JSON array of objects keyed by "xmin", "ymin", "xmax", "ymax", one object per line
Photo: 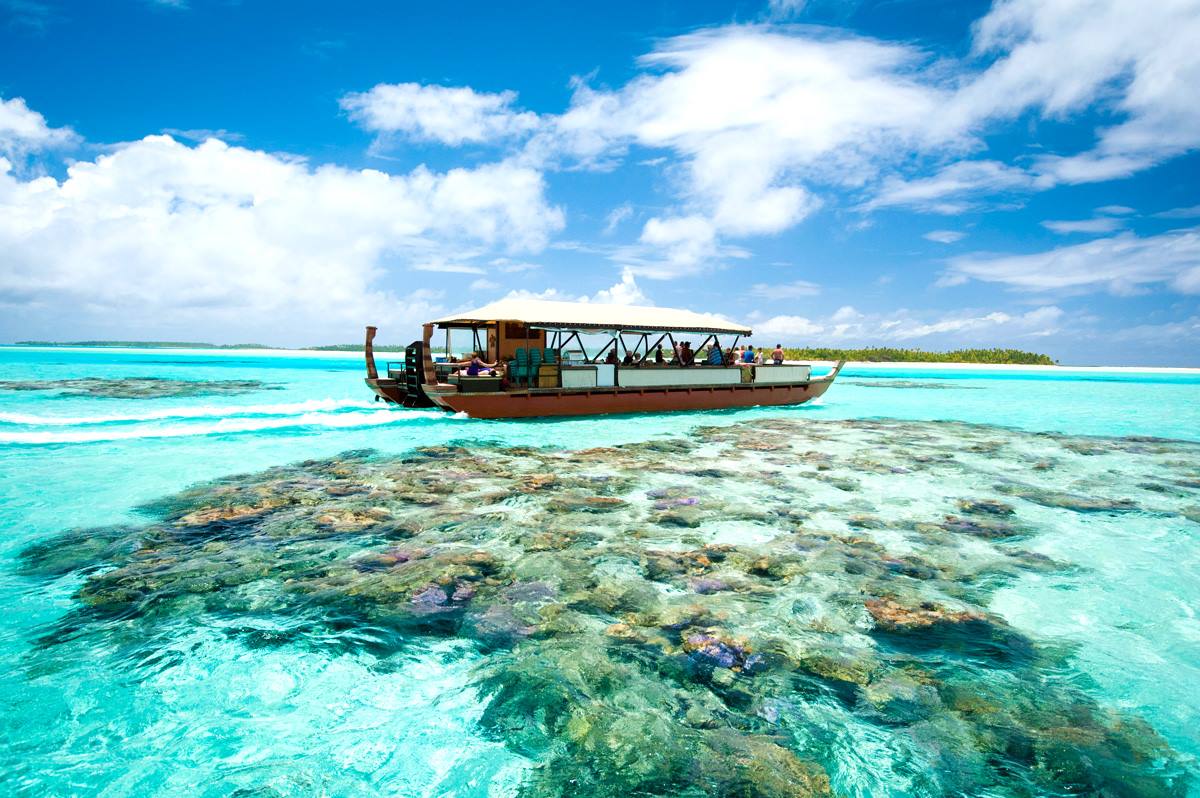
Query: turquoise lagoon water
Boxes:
[{"xmin": 0, "ymin": 346, "xmax": 1198, "ymax": 796}]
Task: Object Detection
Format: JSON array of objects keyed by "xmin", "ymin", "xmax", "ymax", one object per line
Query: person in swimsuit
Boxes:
[
  {"xmin": 771, "ymin": 344, "xmax": 785, "ymax": 365},
  {"xmin": 455, "ymin": 352, "xmax": 497, "ymax": 376}
]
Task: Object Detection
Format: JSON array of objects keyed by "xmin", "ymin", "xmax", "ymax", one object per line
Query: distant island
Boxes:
[
  {"xmin": 781, "ymin": 347, "xmax": 1055, "ymax": 365},
  {"xmin": 14, "ymin": 340, "xmax": 279, "ymax": 349},
  {"xmin": 12, "ymin": 340, "xmax": 412, "ymax": 353},
  {"xmin": 10, "ymin": 341, "xmax": 1055, "ymax": 364},
  {"xmin": 301, "ymin": 343, "xmax": 412, "ymax": 353}
]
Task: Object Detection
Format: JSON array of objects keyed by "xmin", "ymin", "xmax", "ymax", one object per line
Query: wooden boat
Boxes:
[{"xmin": 363, "ymin": 299, "xmax": 843, "ymax": 419}]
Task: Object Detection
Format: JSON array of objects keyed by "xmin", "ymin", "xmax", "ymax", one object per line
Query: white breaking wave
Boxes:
[
  {"xmin": 0, "ymin": 398, "xmax": 377, "ymax": 426},
  {"xmin": 0, "ymin": 408, "xmax": 452, "ymax": 445}
]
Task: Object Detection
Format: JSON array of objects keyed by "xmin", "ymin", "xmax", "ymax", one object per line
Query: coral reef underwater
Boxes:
[
  {"xmin": 0, "ymin": 377, "xmax": 281, "ymax": 399},
  {"xmin": 21, "ymin": 418, "xmax": 1198, "ymax": 797}
]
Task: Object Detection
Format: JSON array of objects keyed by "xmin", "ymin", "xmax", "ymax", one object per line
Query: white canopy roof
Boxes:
[{"xmin": 431, "ymin": 298, "xmax": 751, "ymax": 335}]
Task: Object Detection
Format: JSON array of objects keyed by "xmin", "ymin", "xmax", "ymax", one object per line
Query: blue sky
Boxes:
[{"xmin": 1, "ymin": 0, "xmax": 1198, "ymax": 364}]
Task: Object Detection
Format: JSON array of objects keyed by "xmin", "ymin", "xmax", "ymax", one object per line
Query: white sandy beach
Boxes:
[{"xmin": 805, "ymin": 360, "xmax": 1200, "ymax": 374}]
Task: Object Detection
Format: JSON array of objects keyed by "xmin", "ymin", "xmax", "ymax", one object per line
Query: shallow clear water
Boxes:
[{"xmin": 0, "ymin": 346, "xmax": 1197, "ymax": 797}]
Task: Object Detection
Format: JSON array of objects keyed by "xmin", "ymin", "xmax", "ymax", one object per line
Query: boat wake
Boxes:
[
  {"xmin": 0, "ymin": 404, "xmax": 452, "ymax": 445},
  {"xmin": 0, "ymin": 398, "xmax": 377, "ymax": 426}
]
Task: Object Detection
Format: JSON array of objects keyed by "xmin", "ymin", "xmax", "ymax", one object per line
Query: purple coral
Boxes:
[
  {"xmin": 685, "ymin": 633, "xmax": 744, "ymax": 669},
  {"xmin": 410, "ymin": 585, "xmax": 449, "ymax": 613},
  {"xmin": 691, "ymin": 578, "xmax": 730, "ymax": 595}
]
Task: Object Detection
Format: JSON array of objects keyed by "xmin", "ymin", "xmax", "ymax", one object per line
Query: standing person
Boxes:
[
  {"xmin": 771, "ymin": 344, "xmax": 785, "ymax": 365},
  {"xmin": 743, "ymin": 345, "xmax": 756, "ymax": 364}
]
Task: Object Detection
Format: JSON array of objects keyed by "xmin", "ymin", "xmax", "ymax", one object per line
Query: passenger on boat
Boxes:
[
  {"xmin": 655, "ymin": 344, "xmax": 665, "ymax": 365},
  {"xmin": 681, "ymin": 341, "xmax": 695, "ymax": 366},
  {"xmin": 605, "ymin": 346, "xmax": 619, "ymax": 365},
  {"xmin": 706, "ymin": 344, "xmax": 724, "ymax": 366},
  {"xmin": 772, "ymin": 344, "xmax": 785, "ymax": 365},
  {"xmin": 742, "ymin": 346, "xmax": 756, "ymax": 364},
  {"xmin": 494, "ymin": 361, "xmax": 511, "ymax": 390},
  {"xmin": 455, "ymin": 352, "xmax": 497, "ymax": 376},
  {"xmin": 622, "ymin": 350, "xmax": 636, "ymax": 366}
]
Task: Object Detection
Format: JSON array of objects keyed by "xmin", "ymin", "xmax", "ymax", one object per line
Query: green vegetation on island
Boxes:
[
  {"xmin": 780, "ymin": 347, "xmax": 1055, "ymax": 365},
  {"xmin": 303, "ymin": 344, "xmax": 411, "ymax": 352}
]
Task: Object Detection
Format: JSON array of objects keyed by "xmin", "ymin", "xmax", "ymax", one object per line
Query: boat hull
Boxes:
[{"xmin": 424, "ymin": 378, "xmax": 836, "ymax": 419}]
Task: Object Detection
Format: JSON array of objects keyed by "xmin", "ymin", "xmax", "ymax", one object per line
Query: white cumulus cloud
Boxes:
[
  {"xmin": 499, "ymin": 267, "xmax": 649, "ymax": 306},
  {"xmin": 0, "ymin": 95, "xmax": 77, "ymax": 157},
  {"xmin": 0, "ymin": 135, "xmax": 564, "ymax": 344},
  {"xmin": 341, "ymin": 83, "xmax": 540, "ymax": 146}
]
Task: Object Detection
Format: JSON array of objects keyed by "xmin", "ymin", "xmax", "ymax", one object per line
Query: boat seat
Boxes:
[
  {"xmin": 510, "ymin": 348, "xmax": 530, "ymax": 380},
  {"xmin": 458, "ymin": 376, "xmax": 502, "ymax": 393}
]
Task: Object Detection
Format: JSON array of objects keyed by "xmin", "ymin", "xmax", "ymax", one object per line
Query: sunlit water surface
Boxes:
[{"xmin": 1, "ymin": 347, "xmax": 1197, "ymax": 797}]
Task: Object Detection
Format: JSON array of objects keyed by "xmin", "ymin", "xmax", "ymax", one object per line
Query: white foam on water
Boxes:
[
  {"xmin": 0, "ymin": 408, "xmax": 454, "ymax": 444},
  {"xmin": 0, "ymin": 397, "xmax": 378, "ymax": 426}
]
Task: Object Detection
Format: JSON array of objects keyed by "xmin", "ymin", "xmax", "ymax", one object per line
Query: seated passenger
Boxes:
[
  {"xmin": 742, "ymin": 346, "xmax": 756, "ymax": 364},
  {"xmin": 455, "ymin": 352, "xmax": 497, "ymax": 377},
  {"xmin": 622, "ymin": 350, "xmax": 635, "ymax": 365},
  {"xmin": 605, "ymin": 346, "xmax": 619, "ymax": 365},
  {"xmin": 706, "ymin": 345, "xmax": 724, "ymax": 365},
  {"xmin": 681, "ymin": 342, "xmax": 695, "ymax": 366},
  {"xmin": 772, "ymin": 344, "xmax": 785, "ymax": 365},
  {"xmin": 655, "ymin": 344, "xmax": 665, "ymax": 365}
]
